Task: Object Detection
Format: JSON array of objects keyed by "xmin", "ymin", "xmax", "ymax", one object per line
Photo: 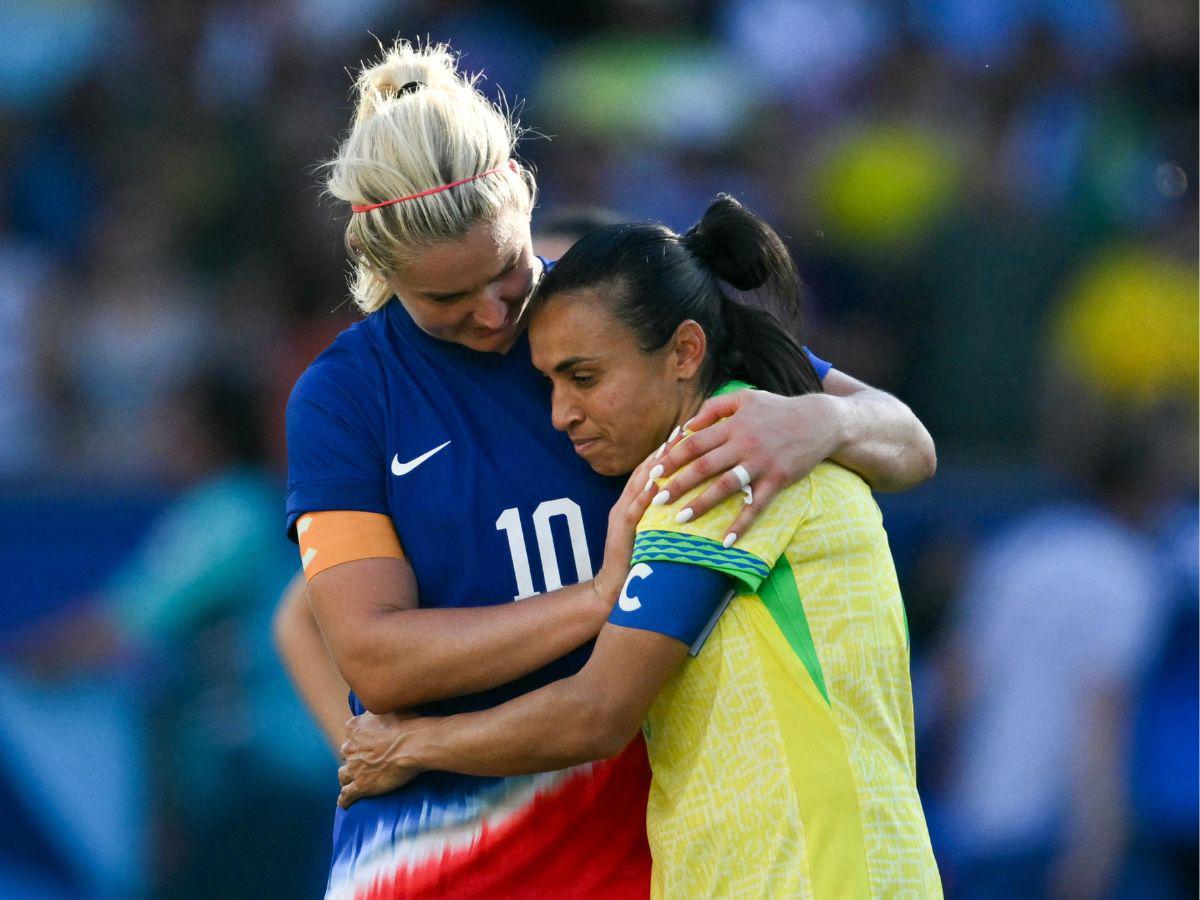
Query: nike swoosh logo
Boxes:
[{"xmin": 391, "ymin": 440, "xmax": 451, "ymax": 476}]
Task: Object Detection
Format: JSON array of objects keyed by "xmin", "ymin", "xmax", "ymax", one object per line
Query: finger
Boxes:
[
  {"xmin": 624, "ymin": 470, "xmax": 659, "ymax": 523},
  {"xmin": 721, "ymin": 478, "xmax": 781, "ymax": 548},
  {"xmin": 657, "ymin": 420, "xmax": 733, "ymax": 488},
  {"xmin": 338, "ymin": 764, "xmax": 352, "ymax": 786},
  {"xmin": 658, "ymin": 444, "xmax": 743, "ymax": 514},
  {"xmin": 618, "ymin": 448, "xmax": 662, "ymax": 505},
  {"xmin": 338, "ymin": 784, "xmax": 356, "ymax": 809},
  {"xmin": 682, "ymin": 393, "xmax": 740, "ymax": 434},
  {"xmin": 670, "ymin": 463, "xmax": 752, "ymax": 524}
]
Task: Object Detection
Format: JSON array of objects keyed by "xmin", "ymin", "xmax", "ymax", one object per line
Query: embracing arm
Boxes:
[
  {"xmin": 820, "ymin": 369, "xmax": 937, "ymax": 493},
  {"xmin": 652, "ymin": 369, "xmax": 935, "ymax": 544},
  {"xmin": 303, "ymin": 453, "xmax": 659, "ymax": 715},
  {"xmin": 338, "ymin": 623, "xmax": 685, "ymax": 805},
  {"xmin": 308, "ymin": 555, "xmax": 610, "ymax": 714},
  {"xmin": 407, "ymin": 626, "xmax": 677, "ymax": 776}
]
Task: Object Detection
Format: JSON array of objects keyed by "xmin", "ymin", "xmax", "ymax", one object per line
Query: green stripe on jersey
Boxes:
[
  {"xmin": 758, "ymin": 557, "xmax": 830, "ymax": 705},
  {"xmin": 633, "ymin": 530, "xmax": 771, "ymax": 589}
]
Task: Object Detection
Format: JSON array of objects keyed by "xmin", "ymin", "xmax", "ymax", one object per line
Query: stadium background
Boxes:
[{"xmin": 0, "ymin": 0, "xmax": 1194, "ymax": 896}]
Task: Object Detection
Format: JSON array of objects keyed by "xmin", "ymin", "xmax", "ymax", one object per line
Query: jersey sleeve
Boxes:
[
  {"xmin": 803, "ymin": 346, "xmax": 832, "ymax": 381},
  {"xmin": 285, "ymin": 355, "xmax": 389, "ymax": 541},
  {"xmin": 633, "ymin": 456, "xmax": 810, "ymax": 594}
]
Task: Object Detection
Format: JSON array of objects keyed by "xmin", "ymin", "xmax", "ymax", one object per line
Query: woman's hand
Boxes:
[
  {"xmin": 654, "ymin": 390, "xmax": 847, "ymax": 546},
  {"xmin": 592, "ymin": 450, "xmax": 663, "ymax": 606},
  {"xmin": 337, "ymin": 711, "xmax": 425, "ymax": 808}
]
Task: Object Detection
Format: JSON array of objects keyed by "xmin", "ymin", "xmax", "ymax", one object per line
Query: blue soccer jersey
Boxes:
[{"xmin": 287, "ymin": 296, "xmax": 653, "ymax": 899}]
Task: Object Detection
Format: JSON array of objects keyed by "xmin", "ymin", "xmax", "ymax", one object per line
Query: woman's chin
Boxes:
[{"xmin": 586, "ymin": 448, "xmax": 647, "ymax": 478}]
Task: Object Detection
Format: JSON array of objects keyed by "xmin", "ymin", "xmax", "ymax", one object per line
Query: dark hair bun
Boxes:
[{"xmin": 682, "ymin": 194, "xmax": 800, "ymax": 315}]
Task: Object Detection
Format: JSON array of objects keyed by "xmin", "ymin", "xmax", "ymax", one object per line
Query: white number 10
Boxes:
[{"xmin": 495, "ymin": 498, "xmax": 594, "ymax": 600}]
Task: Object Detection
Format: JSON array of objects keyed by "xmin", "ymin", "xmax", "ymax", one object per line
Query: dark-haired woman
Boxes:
[{"xmin": 335, "ymin": 197, "xmax": 943, "ymax": 898}]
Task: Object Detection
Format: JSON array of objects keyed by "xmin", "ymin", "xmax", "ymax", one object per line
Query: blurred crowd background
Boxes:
[{"xmin": 0, "ymin": 0, "xmax": 1195, "ymax": 897}]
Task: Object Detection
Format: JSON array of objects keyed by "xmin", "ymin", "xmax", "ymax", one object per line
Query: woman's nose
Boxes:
[
  {"xmin": 550, "ymin": 388, "xmax": 581, "ymax": 432},
  {"xmin": 472, "ymin": 288, "xmax": 509, "ymax": 330}
]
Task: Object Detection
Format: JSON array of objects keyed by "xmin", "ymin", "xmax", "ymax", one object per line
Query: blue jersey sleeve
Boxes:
[
  {"xmin": 803, "ymin": 346, "xmax": 832, "ymax": 381},
  {"xmin": 285, "ymin": 355, "xmax": 389, "ymax": 541},
  {"xmin": 607, "ymin": 560, "xmax": 737, "ymax": 655}
]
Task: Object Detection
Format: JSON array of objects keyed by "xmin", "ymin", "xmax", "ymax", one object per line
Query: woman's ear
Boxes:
[{"xmin": 669, "ymin": 319, "xmax": 708, "ymax": 380}]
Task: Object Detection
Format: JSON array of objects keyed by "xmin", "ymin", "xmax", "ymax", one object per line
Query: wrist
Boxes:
[
  {"xmin": 395, "ymin": 718, "xmax": 434, "ymax": 774},
  {"xmin": 590, "ymin": 570, "xmax": 620, "ymax": 618}
]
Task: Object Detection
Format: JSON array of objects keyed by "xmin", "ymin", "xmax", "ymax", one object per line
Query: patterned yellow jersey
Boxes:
[{"xmin": 631, "ymin": 432, "xmax": 941, "ymax": 897}]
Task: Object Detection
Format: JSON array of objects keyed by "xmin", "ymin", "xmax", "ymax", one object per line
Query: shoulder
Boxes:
[{"xmin": 289, "ymin": 320, "xmax": 387, "ymax": 411}]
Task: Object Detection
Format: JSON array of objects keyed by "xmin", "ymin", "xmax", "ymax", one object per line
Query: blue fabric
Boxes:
[
  {"xmin": 286, "ymin": 301, "xmax": 624, "ymax": 719},
  {"xmin": 607, "ymin": 560, "xmax": 734, "ymax": 649},
  {"xmin": 803, "ymin": 346, "xmax": 832, "ymax": 381},
  {"xmin": 287, "ymin": 297, "xmax": 629, "ymax": 853}
]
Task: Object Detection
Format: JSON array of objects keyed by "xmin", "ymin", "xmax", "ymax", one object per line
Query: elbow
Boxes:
[
  {"xmin": 339, "ymin": 640, "xmax": 429, "ymax": 713},
  {"xmin": 340, "ymin": 658, "xmax": 408, "ymax": 714},
  {"xmin": 877, "ymin": 428, "xmax": 937, "ymax": 494},
  {"xmin": 916, "ymin": 431, "xmax": 938, "ymax": 483}
]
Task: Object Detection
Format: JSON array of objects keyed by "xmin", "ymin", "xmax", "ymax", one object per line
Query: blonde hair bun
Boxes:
[
  {"xmin": 352, "ymin": 42, "xmax": 460, "ymax": 127},
  {"xmin": 326, "ymin": 40, "xmax": 537, "ymax": 314}
]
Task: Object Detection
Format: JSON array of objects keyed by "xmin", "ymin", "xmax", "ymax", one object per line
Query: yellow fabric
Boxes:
[{"xmin": 637, "ymin": 461, "xmax": 941, "ymax": 898}]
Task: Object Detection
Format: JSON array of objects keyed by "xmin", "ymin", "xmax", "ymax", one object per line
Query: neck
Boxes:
[{"xmin": 670, "ymin": 386, "xmax": 707, "ymax": 435}]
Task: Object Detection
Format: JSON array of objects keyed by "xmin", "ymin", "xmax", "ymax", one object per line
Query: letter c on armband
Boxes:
[{"xmin": 619, "ymin": 563, "xmax": 654, "ymax": 612}]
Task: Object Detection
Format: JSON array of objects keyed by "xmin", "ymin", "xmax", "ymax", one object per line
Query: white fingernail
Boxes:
[
  {"xmin": 684, "ymin": 417, "xmax": 695, "ymax": 430},
  {"xmin": 648, "ymin": 464, "xmax": 664, "ymax": 481},
  {"xmin": 644, "ymin": 480, "xmax": 654, "ymax": 492},
  {"xmin": 669, "ymin": 425, "xmax": 681, "ymax": 442},
  {"xmin": 723, "ymin": 533, "xmax": 737, "ymax": 548},
  {"xmin": 655, "ymin": 442, "xmax": 666, "ymax": 458},
  {"xmin": 652, "ymin": 490, "xmax": 671, "ymax": 506},
  {"xmin": 675, "ymin": 507, "xmax": 693, "ymax": 524}
]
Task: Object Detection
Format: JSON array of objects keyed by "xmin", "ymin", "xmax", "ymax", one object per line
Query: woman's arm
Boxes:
[
  {"xmin": 308, "ymin": 556, "xmax": 613, "ymax": 713},
  {"xmin": 337, "ymin": 622, "xmax": 688, "ymax": 806},
  {"xmin": 271, "ymin": 571, "xmax": 353, "ymax": 754},
  {"xmin": 304, "ymin": 452, "xmax": 660, "ymax": 715},
  {"xmin": 654, "ymin": 370, "xmax": 935, "ymax": 543},
  {"xmin": 820, "ymin": 370, "xmax": 938, "ymax": 491}
]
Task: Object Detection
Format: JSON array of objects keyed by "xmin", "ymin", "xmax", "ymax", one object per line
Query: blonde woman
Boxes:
[{"xmin": 279, "ymin": 40, "xmax": 936, "ymax": 899}]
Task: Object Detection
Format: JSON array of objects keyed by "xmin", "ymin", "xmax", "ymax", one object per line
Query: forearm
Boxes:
[
  {"xmin": 825, "ymin": 388, "xmax": 936, "ymax": 492},
  {"xmin": 272, "ymin": 574, "xmax": 352, "ymax": 754},
  {"xmin": 343, "ymin": 578, "xmax": 609, "ymax": 713},
  {"xmin": 404, "ymin": 677, "xmax": 627, "ymax": 777}
]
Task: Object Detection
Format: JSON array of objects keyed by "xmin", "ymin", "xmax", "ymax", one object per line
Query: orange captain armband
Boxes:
[{"xmin": 295, "ymin": 511, "xmax": 404, "ymax": 581}]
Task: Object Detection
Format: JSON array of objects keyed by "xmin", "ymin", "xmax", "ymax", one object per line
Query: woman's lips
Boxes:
[{"xmin": 572, "ymin": 437, "xmax": 601, "ymax": 456}]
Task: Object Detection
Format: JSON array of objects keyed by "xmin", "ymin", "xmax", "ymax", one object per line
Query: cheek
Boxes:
[
  {"xmin": 503, "ymin": 265, "xmax": 535, "ymax": 300},
  {"xmin": 414, "ymin": 302, "xmax": 465, "ymax": 333}
]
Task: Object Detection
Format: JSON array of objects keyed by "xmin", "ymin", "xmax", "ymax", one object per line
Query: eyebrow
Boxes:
[
  {"xmin": 553, "ymin": 356, "xmax": 601, "ymax": 373},
  {"xmin": 421, "ymin": 249, "xmax": 522, "ymax": 301}
]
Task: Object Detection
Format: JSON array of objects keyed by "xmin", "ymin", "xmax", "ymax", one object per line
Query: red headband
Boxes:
[{"xmin": 351, "ymin": 159, "xmax": 519, "ymax": 213}]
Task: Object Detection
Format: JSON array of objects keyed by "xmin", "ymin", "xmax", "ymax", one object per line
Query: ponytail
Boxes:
[
  {"xmin": 718, "ymin": 297, "xmax": 822, "ymax": 396},
  {"xmin": 534, "ymin": 193, "xmax": 821, "ymax": 398},
  {"xmin": 684, "ymin": 194, "xmax": 818, "ymax": 395}
]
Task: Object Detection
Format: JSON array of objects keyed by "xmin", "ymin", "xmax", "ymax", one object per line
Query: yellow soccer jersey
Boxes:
[{"xmin": 632, "ymin": 431, "xmax": 941, "ymax": 897}]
